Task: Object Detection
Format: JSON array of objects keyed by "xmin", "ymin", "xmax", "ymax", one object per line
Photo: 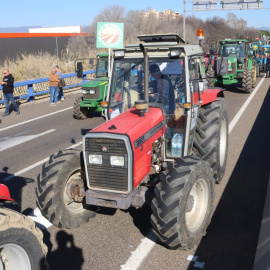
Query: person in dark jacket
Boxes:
[
  {"xmin": 266, "ymin": 53, "xmax": 270, "ymax": 78},
  {"xmin": 0, "ymin": 69, "xmax": 20, "ymax": 116}
]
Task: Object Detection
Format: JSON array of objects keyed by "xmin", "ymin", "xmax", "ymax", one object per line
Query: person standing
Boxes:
[
  {"xmin": 55, "ymin": 65, "xmax": 65, "ymax": 100},
  {"xmin": 49, "ymin": 68, "xmax": 60, "ymax": 106},
  {"xmin": 149, "ymin": 64, "xmax": 174, "ymax": 114},
  {"xmin": 266, "ymin": 53, "xmax": 270, "ymax": 78},
  {"xmin": 0, "ymin": 69, "xmax": 20, "ymax": 116}
]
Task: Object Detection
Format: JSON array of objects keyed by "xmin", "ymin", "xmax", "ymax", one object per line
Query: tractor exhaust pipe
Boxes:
[{"xmin": 139, "ymin": 43, "xmax": 149, "ymax": 113}]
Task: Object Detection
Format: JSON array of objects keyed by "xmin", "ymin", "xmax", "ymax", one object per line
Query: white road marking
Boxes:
[
  {"xmin": 0, "ymin": 107, "xmax": 72, "ymax": 132},
  {"xmin": 2, "ymin": 141, "xmax": 83, "ymax": 181},
  {"xmin": 0, "ymin": 129, "xmax": 56, "ymax": 152},
  {"xmin": 229, "ymin": 78, "xmax": 264, "ymax": 134},
  {"xmin": 194, "ymin": 261, "xmax": 205, "ymax": 268},
  {"xmin": 27, "ymin": 207, "xmax": 52, "ymax": 229},
  {"xmin": 120, "ymin": 231, "xmax": 156, "ymax": 270},
  {"xmin": 187, "ymin": 255, "xmax": 198, "ymax": 262}
]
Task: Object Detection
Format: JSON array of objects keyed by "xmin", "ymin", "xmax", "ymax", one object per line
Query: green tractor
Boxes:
[
  {"xmin": 208, "ymin": 39, "xmax": 257, "ymax": 93},
  {"xmin": 74, "ymin": 53, "xmax": 110, "ymax": 119}
]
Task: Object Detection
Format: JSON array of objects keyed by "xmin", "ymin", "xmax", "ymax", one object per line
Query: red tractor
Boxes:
[
  {"xmin": 36, "ymin": 34, "xmax": 228, "ymax": 249},
  {"xmin": 0, "ymin": 184, "xmax": 48, "ymax": 270}
]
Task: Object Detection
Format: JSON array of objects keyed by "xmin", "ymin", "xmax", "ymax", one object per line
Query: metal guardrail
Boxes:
[{"xmin": 0, "ymin": 70, "xmax": 94, "ymax": 104}]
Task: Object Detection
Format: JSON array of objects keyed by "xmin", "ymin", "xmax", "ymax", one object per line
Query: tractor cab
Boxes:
[{"xmin": 105, "ymin": 34, "xmax": 208, "ymax": 159}]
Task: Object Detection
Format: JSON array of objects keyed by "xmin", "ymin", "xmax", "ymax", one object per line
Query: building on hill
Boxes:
[{"xmin": 144, "ymin": 9, "xmax": 180, "ymax": 19}]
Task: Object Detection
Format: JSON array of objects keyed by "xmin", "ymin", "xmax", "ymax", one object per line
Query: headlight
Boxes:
[
  {"xmin": 90, "ymin": 89, "xmax": 96, "ymax": 94},
  {"xmin": 110, "ymin": 156, "xmax": 124, "ymax": 166},
  {"xmin": 89, "ymin": 155, "xmax": 102, "ymax": 164},
  {"xmin": 82, "ymin": 89, "xmax": 88, "ymax": 94}
]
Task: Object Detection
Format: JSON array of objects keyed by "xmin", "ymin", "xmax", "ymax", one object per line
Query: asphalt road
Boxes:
[{"xmin": 1, "ymin": 77, "xmax": 270, "ymax": 270}]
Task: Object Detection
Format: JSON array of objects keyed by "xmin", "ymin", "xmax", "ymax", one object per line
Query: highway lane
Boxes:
[{"xmin": 0, "ymin": 78, "xmax": 270, "ymax": 270}]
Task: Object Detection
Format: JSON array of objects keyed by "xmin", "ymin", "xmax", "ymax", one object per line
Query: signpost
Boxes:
[
  {"xmin": 96, "ymin": 22, "xmax": 124, "ymax": 76},
  {"xmin": 183, "ymin": 0, "xmax": 266, "ymax": 41}
]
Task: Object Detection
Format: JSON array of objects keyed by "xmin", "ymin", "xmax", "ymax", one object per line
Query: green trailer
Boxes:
[{"xmin": 74, "ymin": 54, "xmax": 110, "ymax": 119}]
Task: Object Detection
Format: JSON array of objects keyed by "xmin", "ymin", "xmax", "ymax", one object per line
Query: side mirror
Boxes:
[
  {"xmin": 89, "ymin": 59, "xmax": 94, "ymax": 65},
  {"xmin": 76, "ymin": 62, "xmax": 83, "ymax": 78}
]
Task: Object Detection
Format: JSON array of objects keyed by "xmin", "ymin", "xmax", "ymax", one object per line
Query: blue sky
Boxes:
[{"xmin": 2, "ymin": 0, "xmax": 269, "ymax": 30}]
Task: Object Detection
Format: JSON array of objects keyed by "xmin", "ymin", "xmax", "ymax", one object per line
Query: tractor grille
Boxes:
[
  {"xmin": 87, "ymin": 166, "xmax": 128, "ymax": 191},
  {"xmin": 85, "ymin": 138, "xmax": 127, "ymax": 153},
  {"xmin": 82, "ymin": 87, "xmax": 100, "ymax": 99},
  {"xmin": 85, "ymin": 138, "xmax": 128, "ymax": 192}
]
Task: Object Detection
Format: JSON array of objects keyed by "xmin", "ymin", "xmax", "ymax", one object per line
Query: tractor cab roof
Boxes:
[
  {"xmin": 119, "ymin": 33, "xmax": 203, "ymax": 57},
  {"xmin": 97, "ymin": 53, "xmax": 110, "ymax": 58},
  {"xmin": 220, "ymin": 39, "xmax": 248, "ymax": 44}
]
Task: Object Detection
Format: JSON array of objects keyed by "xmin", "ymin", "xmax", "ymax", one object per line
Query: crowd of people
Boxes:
[{"xmin": 0, "ymin": 66, "xmax": 66, "ymax": 116}]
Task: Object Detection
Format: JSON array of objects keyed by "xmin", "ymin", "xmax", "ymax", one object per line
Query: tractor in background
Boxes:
[
  {"xmin": 36, "ymin": 31, "xmax": 229, "ymax": 250},
  {"xmin": 74, "ymin": 53, "xmax": 110, "ymax": 119},
  {"xmin": 206, "ymin": 39, "xmax": 257, "ymax": 93}
]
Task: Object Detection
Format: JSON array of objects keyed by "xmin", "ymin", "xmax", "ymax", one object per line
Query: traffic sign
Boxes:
[{"xmin": 96, "ymin": 22, "xmax": 124, "ymax": 49}]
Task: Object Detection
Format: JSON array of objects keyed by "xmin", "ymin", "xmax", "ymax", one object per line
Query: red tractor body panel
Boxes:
[
  {"xmin": 91, "ymin": 107, "xmax": 165, "ymax": 188},
  {"xmin": 201, "ymin": 88, "xmax": 222, "ymax": 105}
]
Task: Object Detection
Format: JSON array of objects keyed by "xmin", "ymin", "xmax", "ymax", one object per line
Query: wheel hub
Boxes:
[{"xmin": 186, "ymin": 195, "xmax": 194, "ymax": 212}]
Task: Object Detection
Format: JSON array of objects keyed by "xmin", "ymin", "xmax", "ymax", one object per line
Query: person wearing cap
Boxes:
[{"xmin": 149, "ymin": 64, "xmax": 173, "ymax": 114}]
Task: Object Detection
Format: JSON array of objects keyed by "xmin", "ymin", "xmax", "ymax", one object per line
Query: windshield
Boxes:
[
  {"xmin": 263, "ymin": 47, "xmax": 270, "ymax": 54},
  {"xmin": 220, "ymin": 43, "xmax": 245, "ymax": 57},
  {"xmin": 108, "ymin": 58, "xmax": 185, "ymax": 119},
  {"xmin": 96, "ymin": 57, "xmax": 108, "ymax": 77}
]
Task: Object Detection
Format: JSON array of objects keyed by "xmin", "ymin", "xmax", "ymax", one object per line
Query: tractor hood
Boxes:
[
  {"xmin": 90, "ymin": 107, "xmax": 164, "ymax": 146},
  {"xmin": 82, "ymin": 77, "xmax": 108, "ymax": 88}
]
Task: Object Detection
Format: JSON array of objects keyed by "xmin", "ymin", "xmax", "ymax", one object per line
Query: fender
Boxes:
[
  {"xmin": 0, "ymin": 184, "xmax": 14, "ymax": 202},
  {"xmin": 201, "ymin": 88, "xmax": 224, "ymax": 105}
]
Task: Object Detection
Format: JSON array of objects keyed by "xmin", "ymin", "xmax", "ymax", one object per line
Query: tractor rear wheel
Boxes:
[
  {"xmin": 193, "ymin": 98, "xmax": 228, "ymax": 183},
  {"xmin": 0, "ymin": 208, "xmax": 48, "ymax": 270},
  {"xmin": 252, "ymin": 64, "xmax": 256, "ymax": 88},
  {"xmin": 206, "ymin": 66, "xmax": 215, "ymax": 87},
  {"xmin": 73, "ymin": 97, "xmax": 88, "ymax": 120},
  {"xmin": 36, "ymin": 149, "xmax": 96, "ymax": 229},
  {"xmin": 257, "ymin": 63, "xmax": 261, "ymax": 78},
  {"xmin": 242, "ymin": 70, "xmax": 252, "ymax": 93},
  {"xmin": 151, "ymin": 156, "xmax": 214, "ymax": 250}
]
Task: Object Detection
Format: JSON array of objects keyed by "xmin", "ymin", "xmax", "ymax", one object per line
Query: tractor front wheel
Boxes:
[
  {"xmin": 193, "ymin": 98, "xmax": 228, "ymax": 183},
  {"xmin": 73, "ymin": 97, "xmax": 88, "ymax": 120},
  {"xmin": 151, "ymin": 156, "xmax": 214, "ymax": 250},
  {"xmin": 242, "ymin": 70, "xmax": 252, "ymax": 93},
  {"xmin": 36, "ymin": 149, "xmax": 96, "ymax": 229},
  {"xmin": 0, "ymin": 208, "xmax": 48, "ymax": 270}
]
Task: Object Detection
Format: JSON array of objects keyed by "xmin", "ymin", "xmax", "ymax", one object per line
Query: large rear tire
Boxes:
[
  {"xmin": 36, "ymin": 149, "xmax": 96, "ymax": 229},
  {"xmin": 0, "ymin": 208, "xmax": 48, "ymax": 270},
  {"xmin": 193, "ymin": 98, "xmax": 228, "ymax": 183},
  {"xmin": 73, "ymin": 97, "xmax": 88, "ymax": 120},
  {"xmin": 242, "ymin": 70, "xmax": 252, "ymax": 93},
  {"xmin": 151, "ymin": 156, "xmax": 214, "ymax": 250},
  {"xmin": 251, "ymin": 64, "xmax": 256, "ymax": 88}
]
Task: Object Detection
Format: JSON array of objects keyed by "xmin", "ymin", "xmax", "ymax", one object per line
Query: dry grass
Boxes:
[{"xmin": 0, "ymin": 51, "xmax": 99, "ymax": 82}]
